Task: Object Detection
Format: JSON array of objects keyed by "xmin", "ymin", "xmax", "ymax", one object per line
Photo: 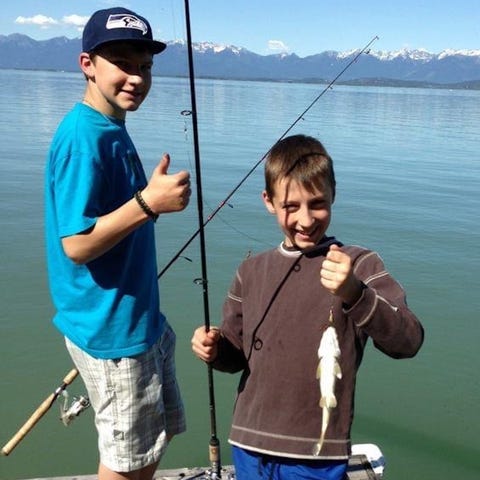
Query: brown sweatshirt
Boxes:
[{"xmin": 212, "ymin": 238, "xmax": 424, "ymax": 459}]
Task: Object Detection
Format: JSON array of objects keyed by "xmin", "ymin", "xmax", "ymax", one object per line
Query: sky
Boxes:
[{"xmin": 2, "ymin": 0, "xmax": 479, "ymax": 57}]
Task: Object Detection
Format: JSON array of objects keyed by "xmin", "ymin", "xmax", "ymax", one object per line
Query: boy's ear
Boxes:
[
  {"xmin": 262, "ymin": 190, "xmax": 276, "ymax": 214},
  {"xmin": 79, "ymin": 53, "xmax": 95, "ymax": 79}
]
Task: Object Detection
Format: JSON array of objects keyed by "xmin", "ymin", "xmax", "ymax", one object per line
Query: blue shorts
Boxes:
[{"xmin": 232, "ymin": 446, "xmax": 348, "ymax": 480}]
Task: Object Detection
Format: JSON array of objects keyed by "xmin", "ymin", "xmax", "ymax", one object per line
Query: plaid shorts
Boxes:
[{"xmin": 65, "ymin": 322, "xmax": 186, "ymax": 472}]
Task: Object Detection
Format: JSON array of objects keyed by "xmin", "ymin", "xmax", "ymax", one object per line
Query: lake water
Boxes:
[{"xmin": 0, "ymin": 69, "xmax": 479, "ymax": 480}]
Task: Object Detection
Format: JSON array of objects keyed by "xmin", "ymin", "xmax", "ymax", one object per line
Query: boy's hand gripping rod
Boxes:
[{"xmin": 1, "ymin": 368, "xmax": 79, "ymax": 456}]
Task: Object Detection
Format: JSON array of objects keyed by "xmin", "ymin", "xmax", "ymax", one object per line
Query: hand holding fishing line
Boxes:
[
  {"xmin": 320, "ymin": 244, "xmax": 364, "ymax": 306},
  {"xmin": 141, "ymin": 153, "xmax": 191, "ymax": 215}
]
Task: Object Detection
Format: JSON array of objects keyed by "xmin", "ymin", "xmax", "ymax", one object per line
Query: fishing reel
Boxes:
[
  {"xmin": 60, "ymin": 390, "xmax": 90, "ymax": 426},
  {"xmin": 201, "ymin": 468, "xmax": 235, "ymax": 480}
]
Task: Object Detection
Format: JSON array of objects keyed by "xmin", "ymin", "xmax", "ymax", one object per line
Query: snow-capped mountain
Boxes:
[
  {"xmin": 1, "ymin": 34, "xmax": 479, "ymax": 86},
  {"xmin": 367, "ymin": 48, "xmax": 480, "ymax": 61}
]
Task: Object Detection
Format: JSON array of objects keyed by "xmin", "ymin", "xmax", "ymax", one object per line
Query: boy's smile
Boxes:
[{"xmin": 263, "ymin": 177, "xmax": 333, "ymax": 250}]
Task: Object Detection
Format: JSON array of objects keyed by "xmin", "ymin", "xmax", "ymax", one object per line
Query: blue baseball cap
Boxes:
[{"xmin": 82, "ymin": 7, "xmax": 166, "ymax": 54}]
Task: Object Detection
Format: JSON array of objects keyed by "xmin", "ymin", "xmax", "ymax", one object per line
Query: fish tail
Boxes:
[
  {"xmin": 313, "ymin": 430, "xmax": 326, "ymax": 456},
  {"xmin": 313, "ymin": 407, "xmax": 330, "ymax": 456}
]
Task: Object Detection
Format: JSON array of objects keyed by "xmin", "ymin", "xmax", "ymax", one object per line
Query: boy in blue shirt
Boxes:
[{"xmin": 45, "ymin": 7, "xmax": 190, "ymax": 480}]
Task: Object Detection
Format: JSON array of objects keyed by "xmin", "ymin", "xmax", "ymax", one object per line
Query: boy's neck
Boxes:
[
  {"xmin": 281, "ymin": 236, "xmax": 341, "ymax": 256},
  {"xmin": 83, "ymin": 86, "xmax": 126, "ymax": 121}
]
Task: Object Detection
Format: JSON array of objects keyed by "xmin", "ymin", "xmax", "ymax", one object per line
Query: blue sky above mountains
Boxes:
[{"xmin": 3, "ymin": 0, "xmax": 480, "ymax": 57}]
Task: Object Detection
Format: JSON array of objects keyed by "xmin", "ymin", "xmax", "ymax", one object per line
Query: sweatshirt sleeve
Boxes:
[
  {"xmin": 344, "ymin": 249, "xmax": 424, "ymax": 359},
  {"xmin": 211, "ymin": 269, "xmax": 248, "ymax": 373}
]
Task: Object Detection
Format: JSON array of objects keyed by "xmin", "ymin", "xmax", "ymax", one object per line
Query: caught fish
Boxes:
[{"xmin": 313, "ymin": 325, "xmax": 342, "ymax": 455}]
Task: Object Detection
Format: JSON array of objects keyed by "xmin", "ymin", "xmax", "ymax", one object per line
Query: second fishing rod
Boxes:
[
  {"xmin": 158, "ymin": 34, "xmax": 379, "ymax": 280},
  {"xmin": 183, "ymin": 0, "xmax": 222, "ymax": 478}
]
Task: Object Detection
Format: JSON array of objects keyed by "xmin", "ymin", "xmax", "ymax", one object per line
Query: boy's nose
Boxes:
[
  {"xmin": 127, "ymin": 71, "xmax": 147, "ymax": 86},
  {"xmin": 297, "ymin": 208, "xmax": 315, "ymax": 228}
]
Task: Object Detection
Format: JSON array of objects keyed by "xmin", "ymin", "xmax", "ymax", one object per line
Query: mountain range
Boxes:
[{"xmin": 1, "ymin": 34, "xmax": 480, "ymax": 88}]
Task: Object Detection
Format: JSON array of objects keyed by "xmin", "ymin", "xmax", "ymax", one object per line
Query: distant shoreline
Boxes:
[{"xmin": 1, "ymin": 67, "xmax": 479, "ymax": 91}]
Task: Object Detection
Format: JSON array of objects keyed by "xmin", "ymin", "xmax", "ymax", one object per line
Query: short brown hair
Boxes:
[{"xmin": 264, "ymin": 134, "xmax": 336, "ymax": 201}]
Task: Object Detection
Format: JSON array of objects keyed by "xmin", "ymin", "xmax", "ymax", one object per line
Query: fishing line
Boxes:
[
  {"xmin": 158, "ymin": 34, "xmax": 379, "ymax": 279},
  {"xmin": 168, "ymin": 0, "xmax": 179, "ymax": 44},
  {"xmin": 181, "ymin": 110, "xmax": 271, "ymax": 249}
]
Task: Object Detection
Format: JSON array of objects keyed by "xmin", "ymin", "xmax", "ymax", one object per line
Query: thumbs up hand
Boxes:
[
  {"xmin": 320, "ymin": 244, "xmax": 364, "ymax": 307},
  {"xmin": 142, "ymin": 153, "xmax": 191, "ymax": 215}
]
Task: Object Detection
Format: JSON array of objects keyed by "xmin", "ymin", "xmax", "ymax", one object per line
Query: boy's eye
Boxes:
[
  {"xmin": 282, "ymin": 204, "xmax": 299, "ymax": 213},
  {"xmin": 114, "ymin": 60, "xmax": 130, "ymax": 69},
  {"xmin": 112, "ymin": 60, "xmax": 152, "ymax": 73},
  {"xmin": 310, "ymin": 200, "xmax": 327, "ymax": 210},
  {"xmin": 109, "ymin": 58, "xmax": 130, "ymax": 70}
]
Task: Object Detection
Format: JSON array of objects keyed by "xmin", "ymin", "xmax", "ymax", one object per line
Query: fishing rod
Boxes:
[
  {"xmin": 183, "ymin": 1, "xmax": 222, "ymax": 478},
  {"xmin": 158, "ymin": 34, "xmax": 379, "ymax": 278},
  {"xmin": 1, "ymin": 368, "xmax": 87, "ymax": 456}
]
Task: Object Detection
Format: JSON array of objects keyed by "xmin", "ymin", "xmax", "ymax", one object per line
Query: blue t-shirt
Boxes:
[{"xmin": 45, "ymin": 103, "xmax": 165, "ymax": 359}]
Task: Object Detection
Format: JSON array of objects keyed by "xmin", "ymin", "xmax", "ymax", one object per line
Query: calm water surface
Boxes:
[{"xmin": 0, "ymin": 69, "xmax": 479, "ymax": 479}]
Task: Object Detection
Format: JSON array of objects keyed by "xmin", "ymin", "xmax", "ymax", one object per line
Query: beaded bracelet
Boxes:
[{"xmin": 134, "ymin": 190, "xmax": 159, "ymax": 222}]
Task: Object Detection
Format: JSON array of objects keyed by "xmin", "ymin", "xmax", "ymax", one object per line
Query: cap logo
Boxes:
[{"xmin": 106, "ymin": 14, "xmax": 148, "ymax": 35}]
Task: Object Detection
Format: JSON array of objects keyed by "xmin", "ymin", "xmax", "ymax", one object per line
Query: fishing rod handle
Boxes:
[
  {"xmin": 63, "ymin": 368, "xmax": 79, "ymax": 385},
  {"xmin": 1, "ymin": 392, "xmax": 57, "ymax": 456},
  {"xmin": 209, "ymin": 435, "xmax": 221, "ymax": 477},
  {"xmin": 1, "ymin": 368, "xmax": 79, "ymax": 456}
]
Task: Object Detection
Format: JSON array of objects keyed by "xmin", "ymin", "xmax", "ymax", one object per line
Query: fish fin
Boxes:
[
  {"xmin": 334, "ymin": 363, "xmax": 342, "ymax": 379},
  {"xmin": 319, "ymin": 395, "xmax": 337, "ymax": 408},
  {"xmin": 320, "ymin": 396, "xmax": 337, "ymax": 408},
  {"xmin": 316, "ymin": 363, "xmax": 321, "ymax": 379}
]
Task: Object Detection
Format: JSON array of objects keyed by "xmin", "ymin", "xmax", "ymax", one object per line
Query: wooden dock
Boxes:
[{"xmin": 19, "ymin": 454, "xmax": 381, "ymax": 480}]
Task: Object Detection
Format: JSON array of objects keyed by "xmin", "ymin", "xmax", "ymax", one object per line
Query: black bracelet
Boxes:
[{"xmin": 134, "ymin": 190, "xmax": 159, "ymax": 222}]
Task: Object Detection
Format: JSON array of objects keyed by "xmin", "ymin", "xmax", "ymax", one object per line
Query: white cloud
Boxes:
[
  {"xmin": 267, "ymin": 40, "xmax": 289, "ymax": 53},
  {"xmin": 62, "ymin": 15, "xmax": 89, "ymax": 28},
  {"xmin": 15, "ymin": 15, "xmax": 58, "ymax": 28},
  {"xmin": 14, "ymin": 13, "xmax": 90, "ymax": 33}
]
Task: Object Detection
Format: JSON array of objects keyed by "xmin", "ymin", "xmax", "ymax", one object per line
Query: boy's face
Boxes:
[
  {"xmin": 263, "ymin": 177, "xmax": 333, "ymax": 250},
  {"xmin": 81, "ymin": 42, "xmax": 154, "ymax": 119}
]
